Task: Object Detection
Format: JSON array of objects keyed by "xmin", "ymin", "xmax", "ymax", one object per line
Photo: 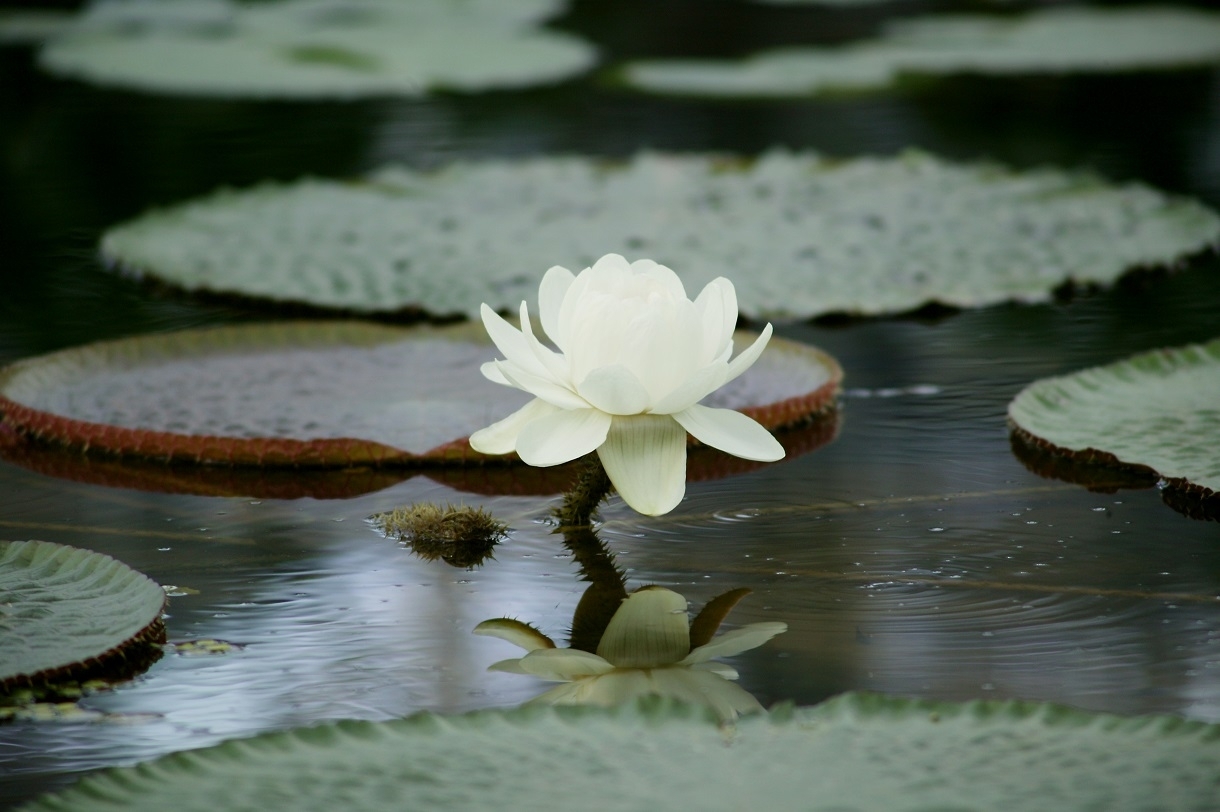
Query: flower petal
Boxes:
[
  {"xmin": 472, "ymin": 618, "xmax": 556, "ymax": 652},
  {"xmin": 721, "ymin": 322, "xmax": 773, "ymax": 387},
  {"xmin": 468, "ymin": 398, "xmax": 559, "ymax": 456},
  {"xmin": 576, "ymin": 364, "xmax": 653, "ymax": 415},
  {"xmin": 518, "ymin": 301, "xmax": 570, "ymax": 383},
  {"xmin": 526, "ymin": 671, "xmax": 654, "ymax": 707},
  {"xmin": 690, "ymin": 661, "xmax": 739, "ymax": 680},
  {"xmin": 596, "ymin": 415, "xmax": 688, "ymax": 515},
  {"xmin": 672, "ymin": 404, "xmax": 785, "ymax": 462},
  {"xmin": 630, "ymin": 258, "xmax": 686, "ymax": 299},
  {"xmin": 487, "ymin": 658, "xmax": 532, "ymax": 675},
  {"xmin": 479, "ymin": 360, "xmax": 511, "ymax": 386},
  {"xmin": 649, "ymin": 364, "xmax": 726, "ymax": 415},
  {"xmin": 679, "ymin": 622, "xmax": 788, "ymax": 665},
  {"xmin": 649, "ymin": 667, "xmax": 765, "ymax": 720},
  {"xmin": 694, "ymin": 277, "xmax": 738, "ymax": 360},
  {"xmin": 480, "ymin": 303, "xmax": 552, "ymax": 382},
  {"xmin": 596, "ymin": 586, "xmax": 691, "ymax": 668},
  {"xmin": 515, "ymin": 407, "xmax": 611, "ymax": 467},
  {"xmin": 494, "ymin": 360, "xmax": 589, "ymax": 410},
  {"xmin": 538, "ymin": 264, "xmax": 575, "ymax": 347},
  {"xmin": 516, "ymin": 648, "xmax": 616, "ymax": 681}
]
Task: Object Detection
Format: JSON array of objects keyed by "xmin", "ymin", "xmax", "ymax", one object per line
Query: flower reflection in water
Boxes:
[{"xmin": 476, "ymin": 584, "xmax": 786, "ymax": 721}]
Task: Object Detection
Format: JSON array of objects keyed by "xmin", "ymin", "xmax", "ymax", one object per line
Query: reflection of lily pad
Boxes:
[
  {"xmin": 0, "ymin": 322, "xmax": 837, "ymax": 467},
  {"xmin": 26, "ymin": 0, "xmax": 593, "ymax": 98},
  {"xmin": 1008, "ymin": 338, "xmax": 1220, "ymax": 515},
  {"xmin": 19, "ymin": 694, "xmax": 1220, "ymax": 811},
  {"xmin": 624, "ymin": 7, "xmax": 1220, "ymax": 98},
  {"xmin": 0, "ymin": 540, "xmax": 166, "ymax": 693},
  {"xmin": 101, "ymin": 152, "xmax": 1219, "ymax": 320}
]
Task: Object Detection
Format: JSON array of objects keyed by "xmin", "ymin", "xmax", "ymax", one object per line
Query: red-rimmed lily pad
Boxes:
[
  {"xmin": 1009, "ymin": 337, "xmax": 1220, "ymax": 519},
  {"xmin": 0, "ymin": 540, "xmax": 166, "ymax": 694},
  {"xmin": 0, "ymin": 321, "xmax": 840, "ymax": 471}
]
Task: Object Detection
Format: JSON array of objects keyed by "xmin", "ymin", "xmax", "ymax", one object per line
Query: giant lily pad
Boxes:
[
  {"xmin": 623, "ymin": 7, "xmax": 1220, "ymax": 98},
  {"xmin": 0, "ymin": 321, "xmax": 839, "ymax": 468},
  {"xmin": 0, "ymin": 540, "xmax": 166, "ymax": 693},
  {"xmin": 17, "ymin": 694, "xmax": 1220, "ymax": 811},
  {"xmin": 1008, "ymin": 338, "xmax": 1220, "ymax": 515},
  {"xmin": 21, "ymin": 0, "xmax": 593, "ymax": 98},
  {"xmin": 100, "ymin": 152, "xmax": 1220, "ymax": 320}
]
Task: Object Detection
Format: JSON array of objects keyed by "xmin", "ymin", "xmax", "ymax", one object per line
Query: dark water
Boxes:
[{"xmin": 2, "ymin": 2, "xmax": 1220, "ymax": 808}]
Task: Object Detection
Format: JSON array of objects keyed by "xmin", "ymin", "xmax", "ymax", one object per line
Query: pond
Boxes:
[{"xmin": 1, "ymin": 1, "xmax": 1218, "ymax": 808}]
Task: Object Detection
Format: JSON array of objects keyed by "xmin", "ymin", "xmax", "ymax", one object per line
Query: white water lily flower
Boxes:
[
  {"xmin": 474, "ymin": 586, "xmax": 787, "ymax": 721},
  {"xmin": 468, "ymin": 253, "xmax": 785, "ymax": 515}
]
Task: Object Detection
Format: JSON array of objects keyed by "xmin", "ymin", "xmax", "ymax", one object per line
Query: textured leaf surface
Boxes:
[
  {"xmin": 0, "ymin": 540, "xmax": 165, "ymax": 691},
  {"xmin": 1009, "ymin": 338, "xmax": 1220, "ymax": 497},
  {"xmin": 19, "ymin": 694, "xmax": 1220, "ymax": 812},
  {"xmin": 624, "ymin": 7, "xmax": 1220, "ymax": 97},
  {"xmin": 32, "ymin": 0, "xmax": 593, "ymax": 98},
  {"xmin": 100, "ymin": 152, "xmax": 1220, "ymax": 320},
  {"xmin": 0, "ymin": 321, "xmax": 838, "ymax": 467}
]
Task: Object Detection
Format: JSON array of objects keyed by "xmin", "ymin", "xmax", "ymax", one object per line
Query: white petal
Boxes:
[
  {"xmin": 596, "ymin": 415, "xmax": 688, "ymax": 515},
  {"xmin": 576, "ymin": 365, "xmax": 653, "ymax": 415},
  {"xmin": 721, "ymin": 323, "xmax": 773, "ymax": 387},
  {"xmin": 480, "ymin": 303, "xmax": 552, "ymax": 381},
  {"xmin": 672, "ymin": 404, "xmax": 785, "ymax": 462},
  {"xmin": 629, "ymin": 258, "xmax": 686, "ymax": 299},
  {"xmin": 487, "ymin": 658, "xmax": 532, "ymax": 675},
  {"xmin": 472, "ymin": 618, "xmax": 556, "ymax": 652},
  {"xmin": 679, "ymin": 622, "xmax": 788, "ymax": 665},
  {"xmin": 691, "ymin": 661, "xmax": 739, "ymax": 680},
  {"xmin": 649, "ymin": 364, "xmax": 726, "ymax": 415},
  {"xmin": 538, "ymin": 264, "xmax": 575, "ymax": 347},
  {"xmin": 468, "ymin": 398, "xmax": 559, "ymax": 456},
  {"xmin": 515, "ymin": 407, "xmax": 611, "ymax": 467},
  {"xmin": 694, "ymin": 277, "xmax": 738, "ymax": 359},
  {"xmin": 596, "ymin": 586, "xmax": 691, "ymax": 668},
  {"xmin": 479, "ymin": 361, "xmax": 511, "ymax": 386},
  {"xmin": 518, "ymin": 301, "xmax": 570, "ymax": 383},
  {"xmin": 516, "ymin": 648, "xmax": 616, "ymax": 681},
  {"xmin": 495, "ymin": 360, "xmax": 589, "ymax": 410},
  {"xmin": 650, "ymin": 668, "xmax": 764, "ymax": 720},
  {"xmin": 527, "ymin": 671, "xmax": 653, "ymax": 708}
]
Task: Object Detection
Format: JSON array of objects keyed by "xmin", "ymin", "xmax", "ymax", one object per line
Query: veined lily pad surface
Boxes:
[
  {"xmin": 0, "ymin": 321, "xmax": 839, "ymax": 467},
  {"xmin": 18, "ymin": 694, "xmax": 1220, "ymax": 812},
  {"xmin": 623, "ymin": 7, "xmax": 1220, "ymax": 98},
  {"xmin": 1008, "ymin": 338, "xmax": 1220, "ymax": 502},
  {"xmin": 23, "ymin": 0, "xmax": 593, "ymax": 98},
  {"xmin": 100, "ymin": 152, "xmax": 1220, "ymax": 320},
  {"xmin": 0, "ymin": 540, "xmax": 166, "ymax": 692}
]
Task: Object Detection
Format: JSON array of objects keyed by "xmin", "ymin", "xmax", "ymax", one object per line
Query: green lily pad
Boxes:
[
  {"xmin": 0, "ymin": 9, "xmax": 73, "ymax": 43},
  {"xmin": 17, "ymin": 694, "xmax": 1220, "ymax": 811},
  {"xmin": 623, "ymin": 7, "xmax": 1220, "ymax": 98},
  {"xmin": 25, "ymin": 0, "xmax": 593, "ymax": 98},
  {"xmin": 0, "ymin": 540, "xmax": 166, "ymax": 693},
  {"xmin": 1008, "ymin": 337, "xmax": 1220, "ymax": 512},
  {"xmin": 0, "ymin": 321, "xmax": 838, "ymax": 467},
  {"xmin": 99, "ymin": 151, "xmax": 1219, "ymax": 320}
]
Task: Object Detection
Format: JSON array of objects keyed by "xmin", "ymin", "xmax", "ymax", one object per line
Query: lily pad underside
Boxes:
[
  {"xmin": 0, "ymin": 540, "xmax": 166, "ymax": 694},
  {"xmin": 0, "ymin": 321, "xmax": 839, "ymax": 469},
  {"xmin": 23, "ymin": 0, "xmax": 593, "ymax": 98},
  {"xmin": 623, "ymin": 7, "xmax": 1220, "ymax": 98},
  {"xmin": 1009, "ymin": 337, "xmax": 1220, "ymax": 517},
  {"xmin": 100, "ymin": 152, "xmax": 1220, "ymax": 321},
  {"xmin": 20, "ymin": 694, "xmax": 1220, "ymax": 812}
]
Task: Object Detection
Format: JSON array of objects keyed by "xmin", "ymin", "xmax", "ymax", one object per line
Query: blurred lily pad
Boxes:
[
  {"xmin": 1009, "ymin": 338, "xmax": 1220, "ymax": 518},
  {"xmin": 100, "ymin": 152, "xmax": 1219, "ymax": 321},
  {"xmin": 20, "ymin": 0, "xmax": 593, "ymax": 98},
  {"xmin": 0, "ymin": 321, "xmax": 838, "ymax": 468},
  {"xmin": 0, "ymin": 9, "xmax": 73, "ymax": 43},
  {"xmin": 623, "ymin": 7, "xmax": 1220, "ymax": 98},
  {"xmin": 0, "ymin": 540, "xmax": 166, "ymax": 693},
  {"xmin": 17, "ymin": 693, "xmax": 1220, "ymax": 811}
]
